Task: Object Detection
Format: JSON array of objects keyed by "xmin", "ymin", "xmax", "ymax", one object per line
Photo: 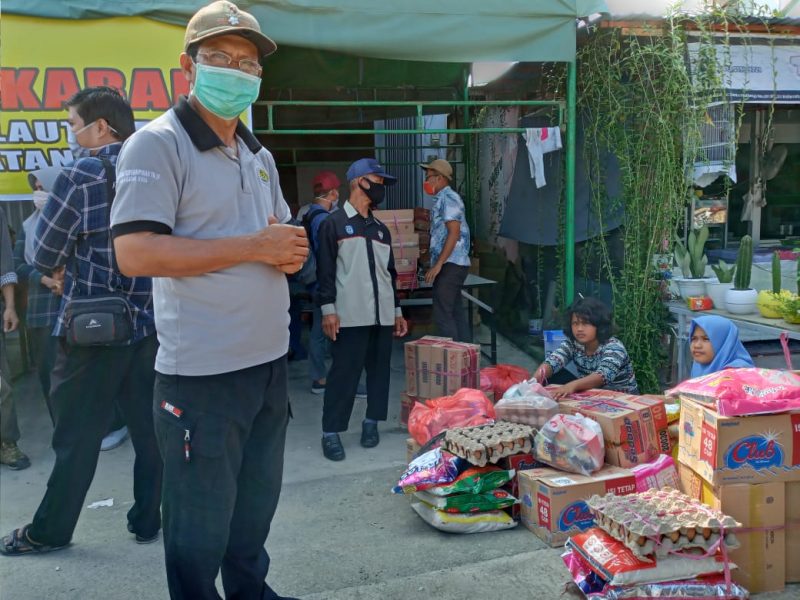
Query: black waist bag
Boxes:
[
  {"xmin": 64, "ymin": 294, "xmax": 133, "ymax": 346},
  {"xmin": 63, "ymin": 156, "xmax": 134, "ymax": 347}
]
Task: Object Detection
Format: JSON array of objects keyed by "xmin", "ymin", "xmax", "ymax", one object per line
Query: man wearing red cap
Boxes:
[{"xmin": 304, "ymin": 170, "xmax": 340, "ymax": 393}]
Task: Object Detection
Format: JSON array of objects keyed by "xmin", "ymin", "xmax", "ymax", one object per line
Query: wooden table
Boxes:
[{"xmin": 666, "ymin": 301, "xmax": 800, "ymax": 381}]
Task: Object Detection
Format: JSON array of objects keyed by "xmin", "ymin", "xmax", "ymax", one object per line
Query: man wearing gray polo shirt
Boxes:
[{"xmin": 110, "ymin": 2, "xmax": 306, "ymax": 599}]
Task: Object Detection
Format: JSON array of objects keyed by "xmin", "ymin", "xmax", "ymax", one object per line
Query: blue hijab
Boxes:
[{"xmin": 689, "ymin": 315, "xmax": 754, "ymax": 378}]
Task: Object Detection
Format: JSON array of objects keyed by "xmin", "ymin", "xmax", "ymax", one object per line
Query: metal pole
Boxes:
[
  {"xmin": 463, "ymin": 67, "xmax": 474, "ymax": 236},
  {"xmin": 565, "ymin": 60, "xmax": 577, "ymax": 304}
]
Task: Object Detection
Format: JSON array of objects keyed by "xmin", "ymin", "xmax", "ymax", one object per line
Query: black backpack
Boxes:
[{"xmin": 292, "ymin": 205, "xmax": 328, "ymax": 287}]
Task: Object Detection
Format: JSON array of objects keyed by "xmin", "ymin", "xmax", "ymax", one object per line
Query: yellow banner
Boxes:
[{"xmin": 0, "ymin": 15, "xmax": 187, "ymax": 199}]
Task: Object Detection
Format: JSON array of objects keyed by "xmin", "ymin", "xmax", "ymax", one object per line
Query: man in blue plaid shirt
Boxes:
[{"xmin": 1, "ymin": 87, "xmax": 163, "ymax": 557}]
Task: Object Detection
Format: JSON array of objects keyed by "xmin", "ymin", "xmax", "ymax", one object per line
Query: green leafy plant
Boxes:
[
  {"xmin": 796, "ymin": 255, "xmax": 799, "ymax": 295},
  {"xmin": 710, "ymin": 260, "xmax": 735, "ymax": 283},
  {"xmin": 568, "ymin": 1, "xmax": 780, "ymax": 392},
  {"xmin": 674, "ymin": 227, "xmax": 709, "ymax": 279},
  {"xmin": 734, "ymin": 235, "xmax": 753, "ymax": 290},
  {"xmin": 780, "ymin": 293, "xmax": 800, "ymax": 324}
]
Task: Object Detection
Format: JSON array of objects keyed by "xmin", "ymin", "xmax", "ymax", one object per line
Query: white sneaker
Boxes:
[{"xmin": 101, "ymin": 426, "xmax": 129, "ymax": 451}]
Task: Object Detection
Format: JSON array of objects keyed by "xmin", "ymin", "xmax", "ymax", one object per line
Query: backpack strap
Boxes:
[
  {"xmin": 303, "ymin": 205, "xmax": 328, "ymax": 254},
  {"xmin": 98, "ymin": 156, "xmax": 116, "ymax": 205}
]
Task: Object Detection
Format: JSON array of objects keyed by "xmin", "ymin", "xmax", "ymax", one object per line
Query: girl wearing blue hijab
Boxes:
[{"xmin": 689, "ymin": 315, "xmax": 754, "ymax": 378}]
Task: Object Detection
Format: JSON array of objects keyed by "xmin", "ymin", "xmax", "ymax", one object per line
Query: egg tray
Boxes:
[
  {"xmin": 442, "ymin": 421, "xmax": 535, "ymax": 467},
  {"xmin": 586, "ymin": 487, "xmax": 740, "ymax": 559}
]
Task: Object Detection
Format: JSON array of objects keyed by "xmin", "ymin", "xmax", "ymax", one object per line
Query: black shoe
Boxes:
[
  {"xmin": 360, "ymin": 421, "xmax": 379, "ymax": 448},
  {"xmin": 321, "ymin": 434, "xmax": 345, "ymax": 461},
  {"xmin": 127, "ymin": 522, "xmax": 159, "ymax": 544}
]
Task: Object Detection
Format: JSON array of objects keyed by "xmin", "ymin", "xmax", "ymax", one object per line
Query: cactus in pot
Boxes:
[
  {"xmin": 758, "ymin": 251, "xmax": 786, "ymax": 318},
  {"xmin": 725, "ymin": 235, "xmax": 757, "ymax": 314},
  {"xmin": 733, "ymin": 235, "xmax": 753, "ymax": 290}
]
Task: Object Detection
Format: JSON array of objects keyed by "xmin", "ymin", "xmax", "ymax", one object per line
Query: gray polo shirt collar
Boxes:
[{"xmin": 173, "ymin": 96, "xmax": 262, "ymax": 155}]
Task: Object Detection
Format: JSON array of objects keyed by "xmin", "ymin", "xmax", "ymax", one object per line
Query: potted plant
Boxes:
[
  {"xmin": 757, "ymin": 252, "xmax": 786, "ymax": 318},
  {"xmin": 724, "ymin": 235, "xmax": 758, "ymax": 314},
  {"xmin": 781, "ymin": 293, "xmax": 800, "ymax": 324},
  {"xmin": 706, "ymin": 260, "xmax": 735, "ymax": 309},
  {"xmin": 673, "ymin": 226, "xmax": 711, "ymax": 299}
]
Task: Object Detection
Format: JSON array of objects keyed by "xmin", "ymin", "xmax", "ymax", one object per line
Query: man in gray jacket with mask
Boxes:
[{"xmin": 316, "ymin": 158, "xmax": 408, "ymax": 461}]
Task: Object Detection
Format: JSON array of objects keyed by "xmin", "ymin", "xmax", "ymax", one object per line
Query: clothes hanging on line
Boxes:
[{"xmin": 523, "ymin": 127, "xmax": 562, "ymax": 188}]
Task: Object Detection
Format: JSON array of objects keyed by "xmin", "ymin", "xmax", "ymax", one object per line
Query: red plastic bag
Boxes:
[
  {"xmin": 408, "ymin": 388, "xmax": 496, "ymax": 445},
  {"xmin": 480, "ymin": 364, "xmax": 530, "ymax": 399}
]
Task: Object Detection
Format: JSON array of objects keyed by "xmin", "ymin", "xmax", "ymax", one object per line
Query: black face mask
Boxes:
[{"xmin": 359, "ymin": 178, "xmax": 386, "ymax": 208}]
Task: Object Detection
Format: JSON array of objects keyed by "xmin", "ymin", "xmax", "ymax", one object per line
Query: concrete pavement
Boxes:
[{"xmin": 1, "ymin": 330, "xmax": 798, "ymax": 599}]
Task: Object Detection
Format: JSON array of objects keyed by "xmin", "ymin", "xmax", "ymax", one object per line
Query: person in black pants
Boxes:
[
  {"xmin": 317, "ymin": 158, "xmax": 408, "ymax": 461},
  {"xmin": 421, "ymin": 159, "xmax": 472, "ymax": 342},
  {"xmin": 0, "ymin": 87, "xmax": 162, "ymax": 555},
  {"xmin": 109, "ymin": 4, "xmax": 308, "ymax": 597}
]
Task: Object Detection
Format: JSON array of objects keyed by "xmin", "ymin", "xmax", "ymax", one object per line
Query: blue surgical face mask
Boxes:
[{"xmin": 191, "ymin": 63, "xmax": 261, "ymax": 120}]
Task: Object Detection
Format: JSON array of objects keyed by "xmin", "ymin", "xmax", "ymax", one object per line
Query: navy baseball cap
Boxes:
[{"xmin": 346, "ymin": 158, "xmax": 398, "ymax": 185}]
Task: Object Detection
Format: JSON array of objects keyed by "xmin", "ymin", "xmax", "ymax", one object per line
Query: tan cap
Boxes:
[
  {"xmin": 185, "ymin": 1, "xmax": 277, "ymax": 59},
  {"xmin": 419, "ymin": 158, "xmax": 453, "ymax": 180}
]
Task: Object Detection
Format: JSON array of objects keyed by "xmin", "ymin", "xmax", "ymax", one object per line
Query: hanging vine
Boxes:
[{"xmin": 575, "ymin": 1, "xmax": 778, "ymax": 392}]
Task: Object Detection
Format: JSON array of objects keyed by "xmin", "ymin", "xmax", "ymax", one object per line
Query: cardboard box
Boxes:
[
  {"xmin": 678, "ymin": 463, "xmax": 786, "ymax": 593},
  {"xmin": 678, "ymin": 397, "xmax": 800, "ymax": 486},
  {"xmin": 497, "ymin": 453, "xmax": 545, "ymax": 497},
  {"xmin": 787, "ymin": 481, "xmax": 800, "ymax": 583},
  {"xmin": 404, "ymin": 336, "xmax": 480, "ymax": 399},
  {"xmin": 396, "ymin": 272, "xmax": 418, "ymax": 290},
  {"xmin": 399, "ymin": 392, "xmax": 419, "ymax": 428},
  {"xmin": 394, "ymin": 257, "xmax": 417, "ymax": 273},
  {"xmin": 518, "ymin": 466, "xmax": 636, "ymax": 547},
  {"xmin": 393, "ymin": 247, "xmax": 420, "ymax": 261},
  {"xmin": 406, "ymin": 437, "xmax": 421, "ymax": 463},
  {"xmin": 386, "ymin": 222, "xmax": 415, "ymax": 236},
  {"xmin": 374, "ymin": 208, "xmax": 413, "ymax": 223},
  {"xmin": 560, "ymin": 394, "xmax": 671, "ymax": 468},
  {"xmin": 392, "ymin": 233, "xmax": 419, "ymax": 247}
]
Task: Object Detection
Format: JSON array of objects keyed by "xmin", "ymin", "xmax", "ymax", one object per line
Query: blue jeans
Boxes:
[{"xmin": 308, "ymin": 305, "xmax": 329, "ymax": 382}]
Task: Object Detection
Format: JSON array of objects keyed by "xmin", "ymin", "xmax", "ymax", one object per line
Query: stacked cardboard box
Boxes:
[
  {"xmin": 676, "ymin": 396, "xmax": 800, "ymax": 592},
  {"xmin": 677, "ymin": 398, "xmax": 800, "ymax": 486},
  {"xmin": 374, "ymin": 209, "xmax": 418, "ymax": 289},
  {"xmin": 399, "ymin": 391, "xmax": 420, "ymax": 428},
  {"xmin": 414, "ymin": 207, "xmax": 431, "ymax": 269},
  {"xmin": 678, "ymin": 464, "xmax": 795, "ymax": 593},
  {"xmin": 560, "ymin": 393, "xmax": 671, "ymax": 468},
  {"xmin": 404, "ymin": 336, "xmax": 480, "ymax": 399},
  {"xmin": 518, "ymin": 466, "xmax": 637, "ymax": 547}
]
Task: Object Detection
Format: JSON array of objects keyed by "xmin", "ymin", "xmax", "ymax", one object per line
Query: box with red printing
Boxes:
[
  {"xmin": 678, "ymin": 396, "xmax": 800, "ymax": 486},
  {"xmin": 560, "ymin": 393, "xmax": 671, "ymax": 468},
  {"xmin": 518, "ymin": 466, "xmax": 636, "ymax": 547},
  {"xmin": 399, "ymin": 392, "xmax": 420, "ymax": 428},
  {"xmin": 497, "ymin": 453, "xmax": 545, "ymax": 497},
  {"xmin": 404, "ymin": 336, "xmax": 479, "ymax": 399}
]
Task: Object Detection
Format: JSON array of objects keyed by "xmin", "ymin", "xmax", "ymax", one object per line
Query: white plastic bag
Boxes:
[
  {"xmin": 533, "ymin": 413, "xmax": 605, "ymax": 475},
  {"xmin": 495, "ymin": 393, "xmax": 559, "ymax": 427}
]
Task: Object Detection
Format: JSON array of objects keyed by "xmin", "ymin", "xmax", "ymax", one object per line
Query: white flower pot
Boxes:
[
  {"xmin": 725, "ymin": 288, "xmax": 758, "ymax": 315},
  {"xmin": 705, "ymin": 280, "xmax": 733, "ymax": 309},
  {"xmin": 675, "ymin": 277, "xmax": 708, "ymax": 300}
]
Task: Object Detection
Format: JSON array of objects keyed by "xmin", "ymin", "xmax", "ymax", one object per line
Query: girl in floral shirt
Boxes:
[{"xmin": 533, "ymin": 297, "xmax": 638, "ymax": 399}]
